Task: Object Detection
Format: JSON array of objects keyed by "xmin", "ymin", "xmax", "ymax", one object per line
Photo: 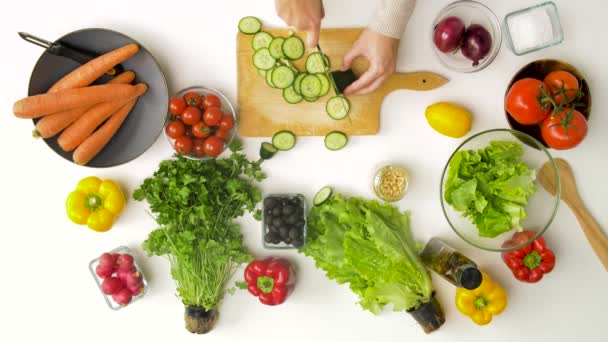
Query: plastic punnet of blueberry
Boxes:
[{"xmin": 262, "ymin": 194, "xmax": 306, "ymax": 249}]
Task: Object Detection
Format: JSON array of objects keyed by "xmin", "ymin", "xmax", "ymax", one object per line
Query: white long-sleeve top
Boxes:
[{"xmin": 368, "ymin": 0, "xmax": 417, "ymax": 38}]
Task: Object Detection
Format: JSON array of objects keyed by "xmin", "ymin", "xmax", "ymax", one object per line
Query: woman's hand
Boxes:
[
  {"xmin": 275, "ymin": 0, "xmax": 324, "ymax": 48},
  {"xmin": 342, "ymin": 29, "xmax": 400, "ymax": 96}
]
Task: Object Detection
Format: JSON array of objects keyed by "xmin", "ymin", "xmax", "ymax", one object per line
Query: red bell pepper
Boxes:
[
  {"xmin": 244, "ymin": 258, "xmax": 293, "ymax": 305},
  {"xmin": 501, "ymin": 230, "xmax": 555, "ymax": 283}
]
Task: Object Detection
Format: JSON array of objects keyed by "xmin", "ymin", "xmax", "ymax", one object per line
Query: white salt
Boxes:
[{"xmin": 508, "ymin": 6, "xmax": 555, "ymax": 53}]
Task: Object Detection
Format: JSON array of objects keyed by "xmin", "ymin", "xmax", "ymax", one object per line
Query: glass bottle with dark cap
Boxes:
[{"xmin": 419, "ymin": 237, "xmax": 482, "ymax": 290}]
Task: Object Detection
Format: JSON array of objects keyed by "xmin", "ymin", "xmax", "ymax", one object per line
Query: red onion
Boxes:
[
  {"xmin": 461, "ymin": 24, "xmax": 492, "ymax": 66},
  {"xmin": 433, "ymin": 16, "xmax": 466, "ymax": 53}
]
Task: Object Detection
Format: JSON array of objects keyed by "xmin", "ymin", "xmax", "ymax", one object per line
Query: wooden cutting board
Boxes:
[{"xmin": 237, "ymin": 28, "xmax": 448, "ymax": 137}]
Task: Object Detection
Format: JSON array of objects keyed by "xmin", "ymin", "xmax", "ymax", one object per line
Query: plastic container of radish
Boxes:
[{"xmin": 89, "ymin": 246, "xmax": 148, "ymax": 310}]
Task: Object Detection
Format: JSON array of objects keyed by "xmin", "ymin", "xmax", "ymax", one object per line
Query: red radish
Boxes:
[
  {"xmin": 117, "ymin": 254, "xmax": 134, "ymax": 270},
  {"xmin": 99, "ymin": 253, "xmax": 115, "ymax": 269},
  {"xmin": 127, "ymin": 284, "xmax": 144, "ymax": 296},
  {"xmin": 101, "ymin": 277, "xmax": 123, "ymax": 295},
  {"xmin": 126, "ymin": 271, "xmax": 143, "ymax": 288},
  {"xmin": 117, "ymin": 267, "xmax": 134, "ymax": 285},
  {"xmin": 96, "ymin": 264, "xmax": 114, "ymax": 279},
  {"xmin": 112, "ymin": 289, "xmax": 133, "ymax": 305}
]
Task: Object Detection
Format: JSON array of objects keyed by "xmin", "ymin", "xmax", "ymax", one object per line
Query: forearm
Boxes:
[{"xmin": 369, "ymin": 0, "xmax": 416, "ymax": 39}]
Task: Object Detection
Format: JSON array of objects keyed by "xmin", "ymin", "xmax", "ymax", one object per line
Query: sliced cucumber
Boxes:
[
  {"xmin": 269, "ymin": 37, "xmax": 285, "ymax": 59},
  {"xmin": 260, "ymin": 142, "xmax": 278, "ymax": 160},
  {"xmin": 266, "ymin": 67, "xmax": 276, "ymax": 88},
  {"xmin": 282, "ymin": 36, "xmax": 305, "ymax": 60},
  {"xmin": 324, "ymin": 131, "xmax": 348, "ymax": 151},
  {"xmin": 272, "ymin": 130, "xmax": 296, "ymax": 151},
  {"xmin": 258, "ymin": 69, "xmax": 267, "ymax": 77},
  {"xmin": 316, "ymin": 73, "xmax": 330, "ymax": 97},
  {"xmin": 305, "ymin": 52, "xmax": 329, "ymax": 73},
  {"xmin": 271, "ymin": 65, "xmax": 295, "ymax": 89},
  {"xmin": 252, "ymin": 31, "xmax": 273, "ymax": 51},
  {"xmin": 313, "ymin": 186, "xmax": 333, "ymax": 206},
  {"xmin": 253, "ymin": 48, "xmax": 276, "ymax": 70},
  {"xmin": 293, "ymin": 73, "xmax": 306, "ymax": 95},
  {"xmin": 303, "ymin": 96, "xmax": 319, "ymax": 102},
  {"xmin": 300, "ymin": 74, "xmax": 322, "ymax": 98},
  {"xmin": 326, "ymin": 96, "xmax": 350, "ymax": 120},
  {"xmin": 238, "ymin": 16, "xmax": 262, "ymax": 35},
  {"xmin": 283, "ymin": 86, "xmax": 303, "ymax": 104}
]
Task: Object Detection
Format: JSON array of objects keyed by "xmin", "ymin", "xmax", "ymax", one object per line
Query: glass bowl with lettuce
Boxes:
[{"xmin": 440, "ymin": 129, "xmax": 560, "ymax": 252}]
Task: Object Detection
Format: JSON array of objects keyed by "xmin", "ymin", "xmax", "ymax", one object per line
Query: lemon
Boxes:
[{"xmin": 425, "ymin": 102, "xmax": 472, "ymax": 138}]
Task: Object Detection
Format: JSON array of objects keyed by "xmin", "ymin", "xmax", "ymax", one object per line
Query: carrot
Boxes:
[
  {"xmin": 58, "ymin": 83, "xmax": 148, "ymax": 151},
  {"xmin": 73, "ymin": 98, "xmax": 139, "ymax": 165},
  {"xmin": 33, "ymin": 71, "xmax": 136, "ymax": 138},
  {"xmin": 13, "ymin": 83, "xmax": 135, "ymax": 119},
  {"xmin": 48, "ymin": 44, "xmax": 139, "ymax": 93}
]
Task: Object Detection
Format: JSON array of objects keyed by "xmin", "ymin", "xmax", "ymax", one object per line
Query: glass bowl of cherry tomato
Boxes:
[{"xmin": 164, "ymin": 86, "xmax": 237, "ymax": 160}]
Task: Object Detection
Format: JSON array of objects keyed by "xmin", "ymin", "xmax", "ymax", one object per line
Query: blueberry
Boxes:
[
  {"xmin": 288, "ymin": 227, "xmax": 300, "ymax": 239},
  {"xmin": 282, "ymin": 205, "xmax": 295, "ymax": 215},
  {"xmin": 284, "ymin": 237, "xmax": 293, "ymax": 245},
  {"xmin": 292, "ymin": 239, "xmax": 304, "ymax": 248},
  {"xmin": 296, "ymin": 219, "xmax": 306, "ymax": 228},
  {"xmin": 264, "ymin": 197, "xmax": 278, "ymax": 209},
  {"xmin": 279, "ymin": 226, "xmax": 289, "ymax": 239},
  {"xmin": 264, "ymin": 233, "xmax": 274, "ymax": 244},
  {"xmin": 285, "ymin": 214, "xmax": 297, "ymax": 224},
  {"xmin": 272, "ymin": 217, "xmax": 283, "ymax": 227},
  {"xmin": 272, "ymin": 207, "xmax": 282, "ymax": 216}
]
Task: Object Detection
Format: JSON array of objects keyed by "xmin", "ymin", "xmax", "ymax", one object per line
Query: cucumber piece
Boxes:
[
  {"xmin": 283, "ymin": 86, "xmax": 303, "ymax": 104},
  {"xmin": 272, "ymin": 130, "xmax": 296, "ymax": 151},
  {"xmin": 305, "ymin": 52, "xmax": 329, "ymax": 73},
  {"xmin": 252, "ymin": 31, "xmax": 273, "ymax": 51},
  {"xmin": 326, "ymin": 96, "xmax": 350, "ymax": 120},
  {"xmin": 324, "ymin": 131, "xmax": 348, "ymax": 151},
  {"xmin": 300, "ymin": 74, "xmax": 322, "ymax": 98},
  {"xmin": 293, "ymin": 73, "xmax": 306, "ymax": 95},
  {"xmin": 271, "ymin": 65, "xmax": 295, "ymax": 89},
  {"xmin": 269, "ymin": 37, "xmax": 285, "ymax": 59},
  {"xmin": 253, "ymin": 48, "xmax": 276, "ymax": 70},
  {"xmin": 303, "ymin": 96, "xmax": 318, "ymax": 102},
  {"xmin": 316, "ymin": 73, "xmax": 330, "ymax": 97},
  {"xmin": 266, "ymin": 67, "xmax": 276, "ymax": 88},
  {"xmin": 260, "ymin": 142, "xmax": 278, "ymax": 160},
  {"xmin": 330, "ymin": 69, "xmax": 358, "ymax": 94},
  {"xmin": 313, "ymin": 186, "xmax": 333, "ymax": 206},
  {"xmin": 282, "ymin": 36, "xmax": 305, "ymax": 60},
  {"xmin": 238, "ymin": 16, "xmax": 262, "ymax": 35},
  {"xmin": 258, "ymin": 69, "xmax": 267, "ymax": 77}
]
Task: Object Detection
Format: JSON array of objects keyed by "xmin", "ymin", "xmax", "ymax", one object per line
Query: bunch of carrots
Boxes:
[{"xmin": 13, "ymin": 43, "xmax": 147, "ymax": 165}]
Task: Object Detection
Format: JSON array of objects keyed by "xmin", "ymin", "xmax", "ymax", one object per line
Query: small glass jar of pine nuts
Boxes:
[{"xmin": 372, "ymin": 165, "xmax": 409, "ymax": 202}]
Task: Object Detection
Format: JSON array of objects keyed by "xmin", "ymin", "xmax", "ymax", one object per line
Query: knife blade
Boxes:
[{"xmin": 18, "ymin": 32, "xmax": 123, "ymax": 76}]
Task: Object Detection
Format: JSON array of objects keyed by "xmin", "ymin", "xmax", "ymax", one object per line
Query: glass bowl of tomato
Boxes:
[
  {"xmin": 164, "ymin": 86, "xmax": 237, "ymax": 160},
  {"xmin": 504, "ymin": 59, "xmax": 591, "ymax": 150}
]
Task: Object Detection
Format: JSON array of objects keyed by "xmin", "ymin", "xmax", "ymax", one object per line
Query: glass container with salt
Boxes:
[{"xmin": 504, "ymin": 1, "xmax": 563, "ymax": 55}]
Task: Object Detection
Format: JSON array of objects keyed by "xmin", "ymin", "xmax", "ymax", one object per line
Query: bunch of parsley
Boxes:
[{"xmin": 133, "ymin": 141, "xmax": 264, "ymax": 310}]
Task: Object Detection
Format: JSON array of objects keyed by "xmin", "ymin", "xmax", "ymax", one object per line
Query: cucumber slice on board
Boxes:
[
  {"xmin": 324, "ymin": 131, "xmax": 348, "ymax": 151},
  {"xmin": 266, "ymin": 67, "xmax": 276, "ymax": 88},
  {"xmin": 272, "ymin": 130, "xmax": 297, "ymax": 151},
  {"xmin": 326, "ymin": 96, "xmax": 350, "ymax": 120},
  {"xmin": 313, "ymin": 186, "xmax": 333, "ymax": 206},
  {"xmin": 305, "ymin": 52, "xmax": 329, "ymax": 74},
  {"xmin": 283, "ymin": 86, "xmax": 303, "ymax": 104},
  {"xmin": 316, "ymin": 73, "xmax": 330, "ymax": 97},
  {"xmin": 260, "ymin": 142, "xmax": 278, "ymax": 160},
  {"xmin": 303, "ymin": 96, "xmax": 319, "ymax": 102},
  {"xmin": 253, "ymin": 48, "xmax": 276, "ymax": 70},
  {"xmin": 271, "ymin": 65, "xmax": 295, "ymax": 89},
  {"xmin": 293, "ymin": 73, "xmax": 306, "ymax": 95},
  {"xmin": 300, "ymin": 74, "xmax": 322, "ymax": 98},
  {"xmin": 252, "ymin": 31, "xmax": 273, "ymax": 51},
  {"xmin": 269, "ymin": 37, "xmax": 285, "ymax": 59},
  {"xmin": 258, "ymin": 69, "xmax": 267, "ymax": 77},
  {"xmin": 282, "ymin": 36, "xmax": 305, "ymax": 60},
  {"xmin": 238, "ymin": 16, "xmax": 262, "ymax": 35}
]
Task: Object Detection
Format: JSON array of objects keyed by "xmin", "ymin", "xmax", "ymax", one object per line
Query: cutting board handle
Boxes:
[{"xmin": 379, "ymin": 72, "xmax": 449, "ymax": 95}]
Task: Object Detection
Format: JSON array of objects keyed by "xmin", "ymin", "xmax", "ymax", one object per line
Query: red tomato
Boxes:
[
  {"xmin": 169, "ymin": 97, "xmax": 186, "ymax": 116},
  {"xmin": 202, "ymin": 94, "xmax": 222, "ymax": 110},
  {"xmin": 505, "ymin": 78, "xmax": 552, "ymax": 125},
  {"xmin": 192, "ymin": 121, "xmax": 211, "ymax": 138},
  {"xmin": 544, "ymin": 71, "xmax": 580, "ymax": 105},
  {"xmin": 541, "ymin": 108, "xmax": 588, "ymax": 150},
  {"xmin": 182, "ymin": 107, "xmax": 202, "ymax": 126},
  {"xmin": 165, "ymin": 120, "xmax": 185, "ymax": 139},
  {"xmin": 174, "ymin": 136, "xmax": 193, "ymax": 155},
  {"xmin": 219, "ymin": 115, "xmax": 234, "ymax": 131},
  {"xmin": 183, "ymin": 92, "xmax": 202, "ymax": 107},
  {"xmin": 203, "ymin": 107, "xmax": 223, "ymax": 126},
  {"xmin": 203, "ymin": 136, "xmax": 224, "ymax": 157},
  {"xmin": 215, "ymin": 128, "xmax": 232, "ymax": 141},
  {"xmin": 192, "ymin": 138, "xmax": 206, "ymax": 157}
]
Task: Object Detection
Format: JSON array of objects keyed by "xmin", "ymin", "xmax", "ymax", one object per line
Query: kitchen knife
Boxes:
[{"xmin": 18, "ymin": 32, "xmax": 123, "ymax": 76}]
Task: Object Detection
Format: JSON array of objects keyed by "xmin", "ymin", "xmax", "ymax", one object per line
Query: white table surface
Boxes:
[{"xmin": 1, "ymin": 0, "xmax": 607, "ymax": 341}]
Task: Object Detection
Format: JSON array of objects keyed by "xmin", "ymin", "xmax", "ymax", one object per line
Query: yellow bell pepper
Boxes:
[
  {"xmin": 455, "ymin": 272, "xmax": 507, "ymax": 325},
  {"xmin": 66, "ymin": 177, "xmax": 125, "ymax": 232}
]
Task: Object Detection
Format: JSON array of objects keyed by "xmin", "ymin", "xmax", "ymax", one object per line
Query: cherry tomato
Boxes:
[
  {"xmin": 219, "ymin": 115, "xmax": 234, "ymax": 131},
  {"xmin": 215, "ymin": 128, "xmax": 232, "ymax": 141},
  {"xmin": 182, "ymin": 107, "xmax": 202, "ymax": 126},
  {"xmin": 169, "ymin": 97, "xmax": 187, "ymax": 116},
  {"xmin": 165, "ymin": 120, "xmax": 185, "ymax": 139},
  {"xmin": 203, "ymin": 136, "xmax": 224, "ymax": 157},
  {"xmin": 174, "ymin": 136, "xmax": 193, "ymax": 155},
  {"xmin": 203, "ymin": 107, "xmax": 223, "ymax": 126},
  {"xmin": 202, "ymin": 94, "xmax": 222, "ymax": 110},
  {"xmin": 192, "ymin": 138, "xmax": 206, "ymax": 157},
  {"xmin": 544, "ymin": 71, "xmax": 579, "ymax": 105},
  {"xmin": 541, "ymin": 108, "xmax": 588, "ymax": 150},
  {"xmin": 183, "ymin": 92, "xmax": 202, "ymax": 107},
  {"xmin": 192, "ymin": 121, "xmax": 211, "ymax": 138},
  {"xmin": 505, "ymin": 78, "xmax": 552, "ymax": 125}
]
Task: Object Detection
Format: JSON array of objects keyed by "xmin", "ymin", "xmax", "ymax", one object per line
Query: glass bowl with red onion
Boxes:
[{"xmin": 431, "ymin": 0, "xmax": 502, "ymax": 73}]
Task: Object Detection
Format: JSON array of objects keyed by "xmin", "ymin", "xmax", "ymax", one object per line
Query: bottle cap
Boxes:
[{"xmin": 460, "ymin": 267, "xmax": 482, "ymax": 290}]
